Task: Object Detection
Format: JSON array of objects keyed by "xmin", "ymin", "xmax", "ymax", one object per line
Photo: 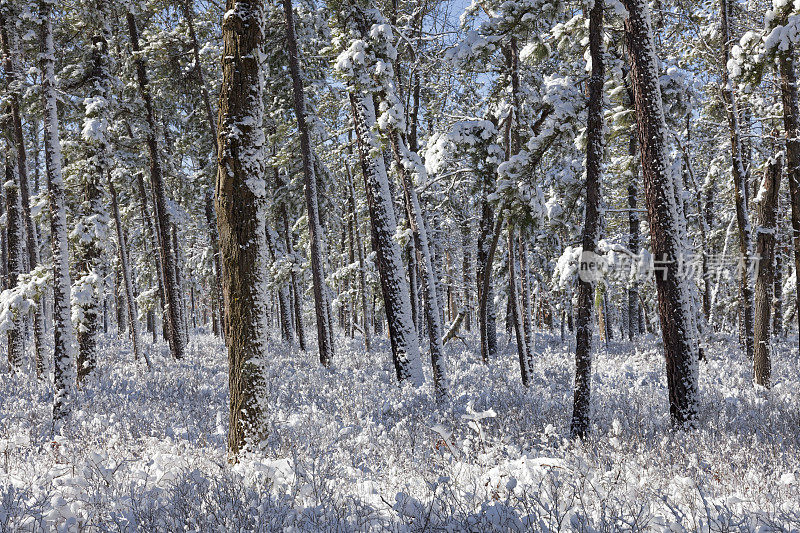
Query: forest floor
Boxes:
[{"xmin": 1, "ymin": 328, "xmax": 799, "ymax": 531}]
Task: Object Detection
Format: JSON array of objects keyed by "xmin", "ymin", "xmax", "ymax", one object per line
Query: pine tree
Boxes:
[
  {"xmin": 41, "ymin": 0, "xmax": 76, "ymax": 426},
  {"xmin": 282, "ymin": 0, "xmax": 334, "ymax": 366},
  {"xmin": 571, "ymin": 0, "xmax": 604, "ymax": 439},
  {"xmin": 126, "ymin": 9, "xmax": 186, "ymax": 360},
  {"xmin": 623, "ymin": 0, "xmax": 700, "ymax": 425},
  {"xmin": 217, "ymin": 0, "xmax": 270, "ymax": 456}
]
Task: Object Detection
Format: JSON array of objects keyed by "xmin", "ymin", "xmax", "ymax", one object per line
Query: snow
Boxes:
[{"xmin": 3, "ymin": 332, "xmax": 800, "ymax": 530}]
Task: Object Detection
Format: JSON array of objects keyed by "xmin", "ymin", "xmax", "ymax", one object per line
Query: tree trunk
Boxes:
[
  {"xmin": 41, "ymin": 0, "xmax": 76, "ymax": 427},
  {"xmin": 720, "ymin": 0, "xmax": 754, "ymax": 359},
  {"xmin": 753, "ymin": 153, "xmax": 782, "ymax": 387},
  {"xmin": 108, "ymin": 174, "xmax": 148, "ymax": 369},
  {"xmin": 348, "ymin": 92, "xmax": 423, "ymax": 385},
  {"xmin": 571, "ymin": 0, "xmax": 604, "ymax": 438},
  {"xmin": 217, "ymin": 0, "xmax": 270, "ymax": 457},
  {"xmin": 1, "ymin": 10, "xmax": 45, "ymax": 377},
  {"xmin": 624, "ymin": 0, "xmax": 700, "ymax": 426},
  {"xmin": 282, "ymin": 0, "xmax": 334, "ymax": 365},
  {"xmin": 346, "ymin": 162, "xmax": 371, "ymax": 351},
  {"xmin": 4, "ymin": 160, "xmax": 25, "ymax": 372},
  {"xmin": 519, "ymin": 236, "xmax": 535, "ymax": 370},
  {"xmin": 126, "ymin": 11, "xmax": 185, "ymax": 360},
  {"xmin": 507, "ymin": 227, "xmax": 529, "ymax": 385},
  {"xmin": 389, "ymin": 130, "xmax": 447, "ymax": 396},
  {"xmin": 461, "ymin": 220, "xmax": 472, "ymax": 331},
  {"xmin": 778, "ymin": 43, "xmax": 800, "ymax": 357}
]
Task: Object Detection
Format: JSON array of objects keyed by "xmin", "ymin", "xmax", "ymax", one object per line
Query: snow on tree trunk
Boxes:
[
  {"xmin": 779, "ymin": 45, "xmax": 800, "ymax": 358},
  {"xmin": 753, "ymin": 153, "xmax": 782, "ymax": 388},
  {"xmin": 519, "ymin": 236, "xmax": 535, "ymax": 372},
  {"xmin": 719, "ymin": 0, "xmax": 754, "ymax": 359},
  {"xmin": 282, "ymin": 0, "xmax": 334, "ymax": 366},
  {"xmin": 572, "ymin": 0, "xmax": 604, "ymax": 439},
  {"xmin": 1, "ymin": 11, "xmax": 45, "ymax": 377},
  {"xmin": 389, "ymin": 131, "xmax": 447, "ymax": 396},
  {"xmin": 349, "ymin": 92, "xmax": 423, "ymax": 385},
  {"xmin": 507, "ymin": 226, "xmax": 529, "ymax": 386},
  {"xmin": 346, "ymin": 162, "xmax": 371, "ymax": 352},
  {"xmin": 126, "ymin": 11, "xmax": 186, "ymax": 360},
  {"xmin": 108, "ymin": 174, "xmax": 148, "ymax": 369},
  {"xmin": 75, "ymin": 6, "xmax": 115, "ymax": 382},
  {"xmin": 40, "ymin": 0, "xmax": 76, "ymax": 427},
  {"xmin": 217, "ymin": 0, "xmax": 271, "ymax": 457},
  {"xmin": 4, "ymin": 159, "xmax": 25, "ymax": 372},
  {"xmin": 623, "ymin": 0, "xmax": 700, "ymax": 426}
]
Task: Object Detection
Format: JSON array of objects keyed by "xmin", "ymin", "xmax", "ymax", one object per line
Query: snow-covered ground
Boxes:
[{"xmin": 1, "ymin": 330, "xmax": 799, "ymax": 531}]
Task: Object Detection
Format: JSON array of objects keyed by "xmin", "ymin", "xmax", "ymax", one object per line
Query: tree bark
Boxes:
[
  {"xmin": 623, "ymin": 0, "xmax": 700, "ymax": 426},
  {"xmin": 720, "ymin": 0, "xmax": 754, "ymax": 358},
  {"xmin": 126, "ymin": 11, "xmax": 185, "ymax": 360},
  {"xmin": 572, "ymin": 0, "xmax": 604, "ymax": 439},
  {"xmin": 217, "ymin": 0, "xmax": 270, "ymax": 457},
  {"xmin": 282, "ymin": 0, "xmax": 333, "ymax": 365},
  {"xmin": 40, "ymin": 0, "xmax": 76, "ymax": 427},
  {"xmin": 753, "ymin": 153, "xmax": 782, "ymax": 388},
  {"xmin": 4, "ymin": 160, "xmax": 25, "ymax": 372},
  {"xmin": 0, "ymin": 10, "xmax": 45, "ymax": 377},
  {"xmin": 349, "ymin": 92, "xmax": 423, "ymax": 385},
  {"xmin": 389, "ymin": 130, "xmax": 447, "ymax": 396},
  {"xmin": 778, "ymin": 43, "xmax": 800, "ymax": 357}
]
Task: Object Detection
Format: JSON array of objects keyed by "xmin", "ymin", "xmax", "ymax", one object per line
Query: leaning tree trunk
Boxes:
[
  {"xmin": 720, "ymin": 0, "xmax": 754, "ymax": 359},
  {"xmin": 778, "ymin": 43, "xmax": 800, "ymax": 357},
  {"xmin": 126, "ymin": 11, "xmax": 185, "ymax": 360},
  {"xmin": 753, "ymin": 153, "xmax": 782, "ymax": 388},
  {"xmin": 282, "ymin": 0, "xmax": 333, "ymax": 366},
  {"xmin": 571, "ymin": 0, "xmax": 604, "ymax": 439},
  {"xmin": 623, "ymin": 0, "xmax": 700, "ymax": 426},
  {"xmin": 41, "ymin": 0, "xmax": 76, "ymax": 427},
  {"xmin": 217, "ymin": 0, "xmax": 270, "ymax": 458},
  {"xmin": 389, "ymin": 131, "xmax": 447, "ymax": 396},
  {"xmin": 4, "ymin": 160, "xmax": 25, "ymax": 372},
  {"xmin": 348, "ymin": 92, "xmax": 423, "ymax": 385}
]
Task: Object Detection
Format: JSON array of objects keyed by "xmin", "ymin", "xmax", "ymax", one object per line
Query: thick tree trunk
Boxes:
[
  {"xmin": 217, "ymin": 0, "xmax": 270, "ymax": 457},
  {"xmin": 623, "ymin": 0, "xmax": 700, "ymax": 426},
  {"xmin": 126, "ymin": 11, "xmax": 185, "ymax": 360},
  {"xmin": 348, "ymin": 92, "xmax": 423, "ymax": 385},
  {"xmin": 282, "ymin": 0, "xmax": 334, "ymax": 365},
  {"xmin": 720, "ymin": 0, "xmax": 754, "ymax": 359},
  {"xmin": 753, "ymin": 154, "xmax": 782, "ymax": 387},
  {"xmin": 41, "ymin": 0, "xmax": 76, "ymax": 427},
  {"xmin": 571, "ymin": 0, "xmax": 604, "ymax": 439}
]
